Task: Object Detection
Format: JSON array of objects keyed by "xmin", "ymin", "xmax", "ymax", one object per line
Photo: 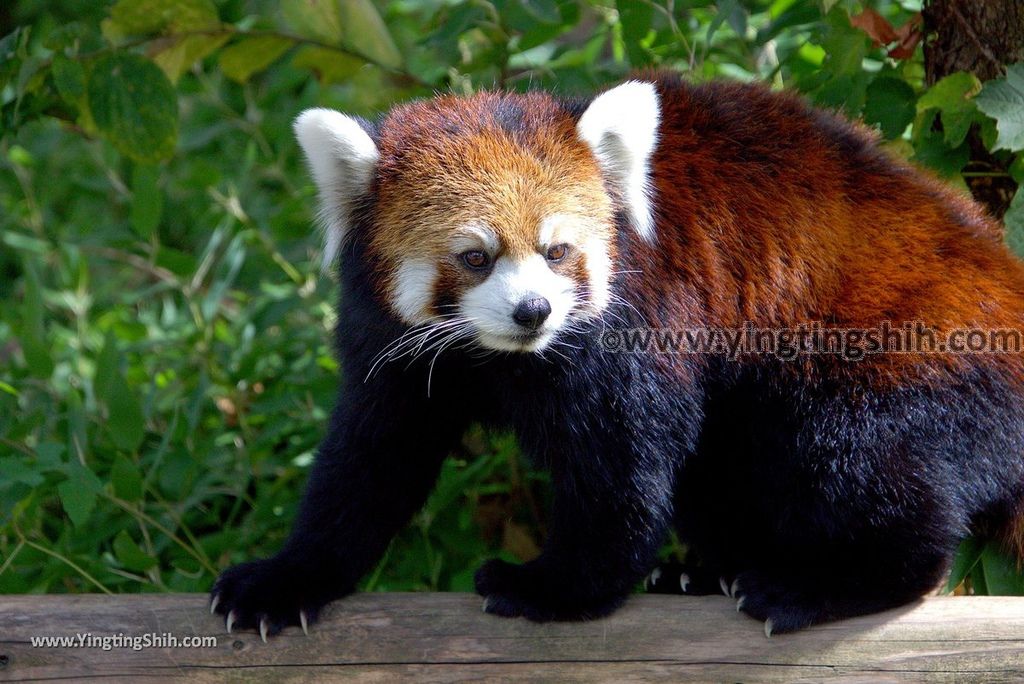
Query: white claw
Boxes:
[
  {"xmin": 764, "ymin": 618, "xmax": 774, "ymax": 638},
  {"xmin": 646, "ymin": 567, "xmax": 662, "ymax": 590},
  {"xmin": 260, "ymin": 618, "xmax": 268, "ymax": 643},
  {"xmin": 736, "ymin": 596, "xmax": 746, "ymax": 612},
  {"xmin": 730, "ymin": 579, "xmax": 740, "ymax": 598},
  {"xmin": 719, "ymin": 577, "xmax": 731, "ymax": 597},
  {"xmin": 482, "ymin": 597, "xmax": 491, "ymax": 613},
  {"xmin": 679, "ymin": 573, "xmax": 690, "ymax": 593},
  {"xmin": 226, "ymin": 610, "xmax": 236, "ymax": 634},
  {"xmin": 210, "ymin": 593, "xmax": 220, "ymax": 615},
  {"xmin": 300, "ymin": 610, "xmax": 309, "ymax": 636}
]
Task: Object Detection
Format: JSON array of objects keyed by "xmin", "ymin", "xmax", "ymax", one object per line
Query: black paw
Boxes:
[
  {"xmin": 729, "ymin": 570, "xmax": 822, "ymax": 636},
  {"xmin": 474, "ymin": 558, "xmax": 534, "ymax": 597},
  {"xmin": 210, "ymin": 557, "xmax": 326, "ymax": 641},
  {"xmin": 474, "ymin": 558, "xmax": 625, "ymax": 622}
]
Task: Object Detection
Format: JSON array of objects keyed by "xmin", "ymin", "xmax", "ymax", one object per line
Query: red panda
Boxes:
[{"xmin": 212, "ymin": 73, "xmax": 1024, "ymax": 639}]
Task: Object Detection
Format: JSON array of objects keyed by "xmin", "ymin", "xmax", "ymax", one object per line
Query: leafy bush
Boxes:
[{"xmin": 1, "ymin": 0, "xmax": 1022, "ymax": 596}]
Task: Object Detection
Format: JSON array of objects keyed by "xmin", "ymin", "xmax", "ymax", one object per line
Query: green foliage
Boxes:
[
  {"xmin": 1, "ymin": 0, "xmax": 1022, "ymax": 598},
  {"xmin": 87, "ymin": 54, "xmax": 179, "ymax": 162},
  {"xmin": 976, "ymin": 63, "xmax": 1024, "ymax": 153},
  {"xmin": 916, "ymin": 72, "xmax": 983, "ymax": 147}
]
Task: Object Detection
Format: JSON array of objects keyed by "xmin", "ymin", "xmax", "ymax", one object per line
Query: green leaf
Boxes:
[
  {"xmin": 94, "ymin": 333, "xmax": 145, "ymax": 452},
  {"xmin": 1010, "ymin": 154, "xmax": 1024, "ymax": 184},
  {"xmin": 52, "ymin": 55, "xmax": 86, "ymax": 104},
  {"xmin": 43, "ymin": 21, "xmax": 97, "ymax": 53},
  {"xmin": 975, "ymin": 63, "xmax": 1024, "ymax": 152},
  {"xmin": 16, "ymin": 56, "xmax": 47, "ymax": 103},
  {"xmin": 917, "ymin": 72, "xmax": 983, "ymax": 147},
  {"xmin": 66, "ymin": 388, "xmax": 89, "ymax": 464},
  {"xmin": 618, "ymin": 0, "xmax": 653, "ymax": 66},
  {"xmin": 815, "ymin": 71, "xmax": 869, "ymax": 117},
  {"xmin": 58, "ymin": 481, "xmax": 96, "ymax": 527},
  {"xmin": 980, "ymin": 542, "xmax": 1024, "ymax": 594},
  {"xmin": 113, "ymin": 530, "xmax": 158, "ymax": 571},
  {"xmin": 57, "ymin": 464, "xmax": 102, "ymax": 527},
  {"xmin": 912, "ymin": 111, "xmax": 970, "ymax": 177},
  {"xmin": 20, "ymin": 261, "xmax": 53, "ymax": 378},
  {"xmin": 945, "ymin": 536, "xmax": 985, "ymax": 592},
  {"xmin": 498, "ymin": 0, "xmax": 561, "ymax": 37},
  {"xmin": 106, "ymin": 0, "xmax": 219, "ymax": 38},
  {"xmin": 110, "ymin": 455, "xmax": 144, "ymax": 501},
  {"xmin": 219, "ymin": 36, "xmax": 294, "ymax": 83},
  {"xmin": 291, "ymin": 45, "xmax": 361, "ymax": 84},
  {"xmin": 87, "ymin": 53, "xmax": 178, "ymax": 162},
  {"xmin": 760, "ymin": 3, "xmax": 821, "ymax": 44},
  {"xmin": 514, "ymin": 0, "xmax": 561, "ymax": 25},
  {"xmin": 821, "ymin": 8, "xmax": 868, "ymax": 77},
  {"xmin": 281, "ymin": 0, "xmax": 343, "ymax": 45},
  {"xmin": 94, "ymin": 332, "xmax": 121, "ymax": 403},
  {"xmin": 979, "ymin": 115, "xmax": 1000, "ymax": 150},
  {"xmin": 107, "ymin": 381, "xmax": 145, "ymax": 452},
  {"xmin": 0, "ymin": 27, "xmax": 27, "ymax": 91},
  {"xmin": 0, "ymin": 457, "xmax": 45, "ymax": 487},
  {"xmin": 36, "ymin": 442, "xmax": 65, "ymax": 470},
  {"xmin": 712, "ymin": 0, "xmax": 748, "ymax": 39},
  {"xmin": 130, "ymin": 164, "xmax": 163, "ymax": 239},
  {"xmin": 863, "ymin": 76, "xmax": 916, "ymax": 139},
  {"xmin": 153, "ymin": 33, "xmax": 230, "ymax": 83},
  {"xmin": 802, "ymin": 8, "xmax": 870, "ymax": 115},
  {"xmin": 337, "ymin": 0, "xmax": 403, "ymax": 69}
]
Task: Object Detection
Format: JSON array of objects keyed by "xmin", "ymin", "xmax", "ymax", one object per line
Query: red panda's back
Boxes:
[{"xmin": 641, "ymin": 75, "xmax": 1024, "ymax": 339}]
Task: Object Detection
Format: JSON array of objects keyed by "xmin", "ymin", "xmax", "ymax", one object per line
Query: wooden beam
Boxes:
[{"xmin": 2, "ymin": 593, "xmax": 1023, "ymax": 682}]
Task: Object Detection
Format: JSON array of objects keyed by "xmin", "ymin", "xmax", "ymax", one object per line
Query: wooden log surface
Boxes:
[{"xmin": 1, "ymin": 593, "xmax": 1023, "ymax": 683}]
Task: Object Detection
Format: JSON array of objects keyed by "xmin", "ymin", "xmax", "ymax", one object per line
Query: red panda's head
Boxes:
[{"xmin": 295, "ymin": 82, "xmax": 659, "ymax": 353}]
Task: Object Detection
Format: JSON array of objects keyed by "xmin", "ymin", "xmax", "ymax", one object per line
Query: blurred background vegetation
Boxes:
[{"xmin": 2, "ymin": 0, "xmax": 1023, "ymax": 597}]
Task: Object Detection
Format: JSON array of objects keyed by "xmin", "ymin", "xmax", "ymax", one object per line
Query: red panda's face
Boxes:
[
  {"xmin": 370, "ymin": 100, "xmax": 616, "ymax": 352},
  {"xmin": 295, "ymin": 83, "xmax": 660, "ymax": 354}
]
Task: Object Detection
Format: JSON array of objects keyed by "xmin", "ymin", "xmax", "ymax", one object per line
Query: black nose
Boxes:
[{"xmin": 512, "ymin": 297, "xmax": 551, "ymax": 330}]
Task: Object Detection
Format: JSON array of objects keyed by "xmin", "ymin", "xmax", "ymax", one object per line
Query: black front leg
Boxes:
[
  {"xmin": 475, "ymin": 428, "xmax": 680, "ymax": 621},
  {"xmin": 212, "ymin": 368, "xmax": 467, "ymax": 637}
]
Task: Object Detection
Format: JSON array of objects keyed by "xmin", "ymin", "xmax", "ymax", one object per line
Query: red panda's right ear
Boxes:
[
  {"xmin": 294, "ymin": 109, "xmax": 379, "ymax": 271},
  {"xmin": 576, "ymin": 81, "xmax": 660, "ymax": 244}
]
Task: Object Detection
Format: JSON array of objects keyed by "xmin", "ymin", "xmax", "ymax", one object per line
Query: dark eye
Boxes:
[
  {"xmin": 546, "ymin": 244, "xmax": 569, "ymax": 262},
  {"xmin": 461, "ymin": 250, "xmax": 490, "ymax": 270}
]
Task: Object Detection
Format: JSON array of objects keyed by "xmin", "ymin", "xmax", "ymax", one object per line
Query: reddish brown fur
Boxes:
[{"xmin": 623, "ymin": 79, "xmax": 1024, "ymax": 375}]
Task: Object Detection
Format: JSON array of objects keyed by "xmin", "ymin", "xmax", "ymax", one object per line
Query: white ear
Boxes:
[
  {"xmin": 294, "ymin": 108, "xmax": 379, "ymax": 270},
  {"xmin": 576, "ymin": 81, "xmax": 660, "ymax": 243}
]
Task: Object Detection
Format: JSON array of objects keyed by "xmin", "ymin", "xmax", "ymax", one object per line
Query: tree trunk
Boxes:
[{"xmin": 922, "ymin": 0, "xmax": 1024, "ymax": 220}]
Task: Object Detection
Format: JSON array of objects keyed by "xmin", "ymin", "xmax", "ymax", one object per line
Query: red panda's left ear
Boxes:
[
  {"xmin": 576, "ymin": 81, "xmax": 660, "ymax": 243},
  {"xmin": 294, "ymin": 109, "xmax": 379, "ymax": 271}
]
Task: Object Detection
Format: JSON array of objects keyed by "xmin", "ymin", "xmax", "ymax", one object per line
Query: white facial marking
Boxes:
[
  {"xmin": 581, "ymin": 236, "xmax": 611, "ymax": 314},
  {"xmin": 577, "ymin": 81, "xmax": 660, "ymax": 243},
  {"xmin": 539, "ymin": 214, "xmax": 611, "ymax": 317},
  {"xmin": 293, "ymin": 108, "xmax": 379, "ymax": 271},
  {"xmin": 538, "ymin": 213, "xmax": 581, "ymax": 249},
  {"xmin": 451, "ymin": 223, "xmax": 499, "ymax": 254},
  {"xmin": 461, "ymin": 254, "xmax": 576, "ymax": 352},
  {"xmin": 538, "ymin": 215, "xmax": 559, "ymax": 248},
  {"xmin": 392, "ymin": 258, "xmax": 437, "ymax": 324}
]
